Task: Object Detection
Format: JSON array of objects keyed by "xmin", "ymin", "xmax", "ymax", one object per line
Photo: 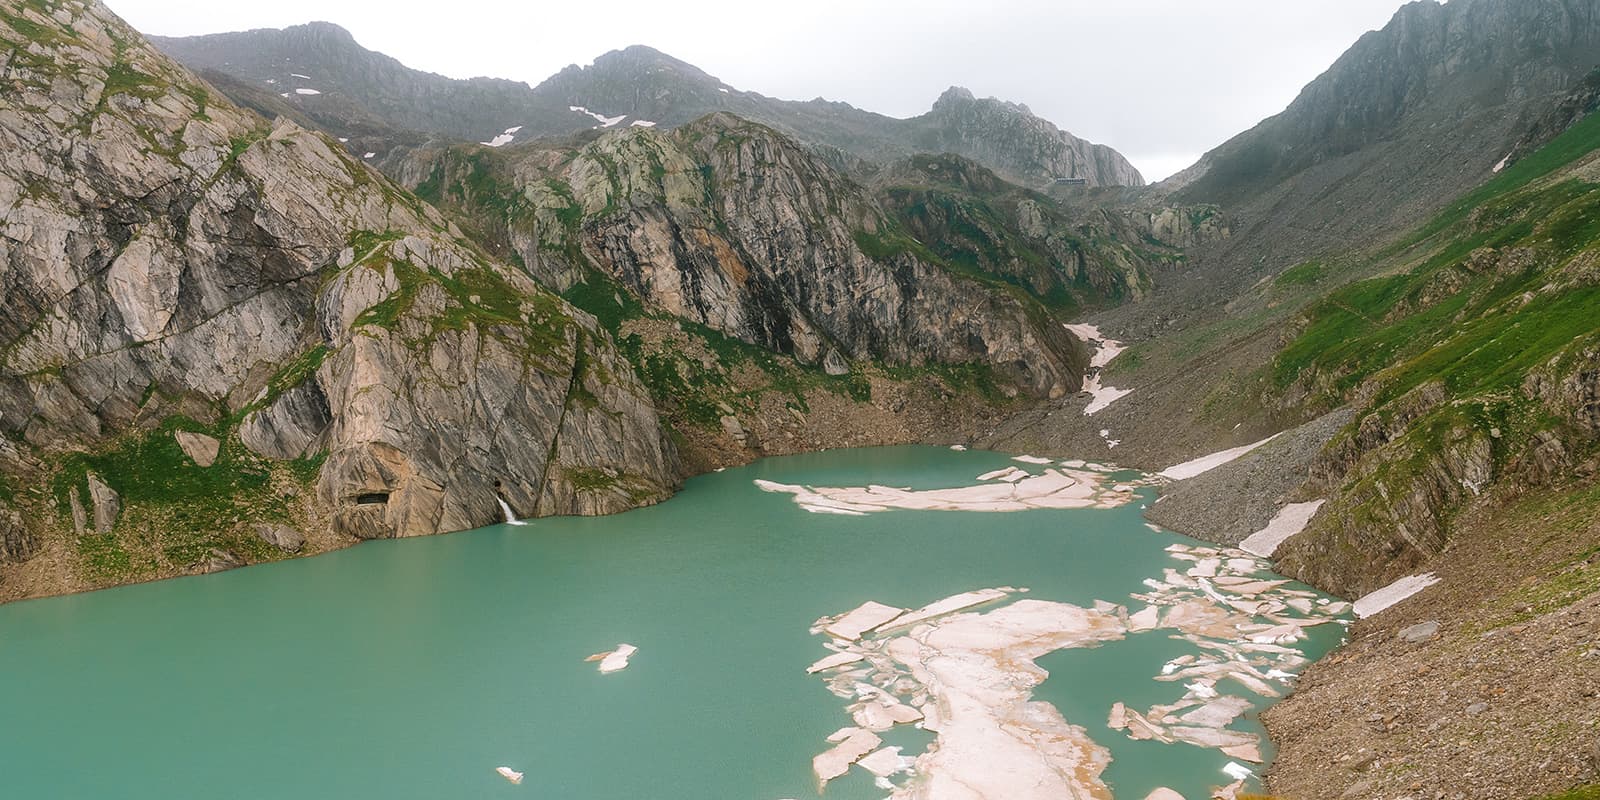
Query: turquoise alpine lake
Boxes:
[{"xmin": 0, "ymin": 446, "xmax": 1345, "ymax": 798}]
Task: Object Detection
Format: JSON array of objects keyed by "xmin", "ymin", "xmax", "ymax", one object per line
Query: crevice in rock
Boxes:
[{"xmin": 529, "ymin": 331, "xmax": 587, "ymax": 518}]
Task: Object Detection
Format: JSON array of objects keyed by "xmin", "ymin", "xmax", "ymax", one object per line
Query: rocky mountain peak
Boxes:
[
  {"xmin": 1, "ymin": 0, "xmax": 676, "ymax": 552},
  {"xmin": 1170, "ymin": 0, "xmax": 1600, "ymax": 265},
  {"xmin": 932, "ymin": 85, "xmax": 1032, "ymax": 117},
  {"xmin": 936, "ymin": 86, "xmax": 977, "ymax": 104},
  {"xmin": 154, "ymin": 23, "xmax": 1149, "ymax": 188},
  {"xmin": 284, "ymin": 20, "xmax": 358, "ymax": 44},
  {"xmin": 588, "ymin": 44, "xmax": 711, "ymax": 77},
  {"xmin": 907, "ymin": 87, "xmax": 1143, "ymax": 188}
]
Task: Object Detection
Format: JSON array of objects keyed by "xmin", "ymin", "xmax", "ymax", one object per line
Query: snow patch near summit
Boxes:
[
  {"xmin": 481, "ymin": 125, "xmax": 523, "ymax": 147},
  {"xmin": 570, "ymin": 105, "xmax": 627, "ymax": 128}
]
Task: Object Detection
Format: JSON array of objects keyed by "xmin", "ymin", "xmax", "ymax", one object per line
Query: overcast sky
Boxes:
[{"xmin": 107, "ymin": 0, "xmax": 1419, "ymax": 181}]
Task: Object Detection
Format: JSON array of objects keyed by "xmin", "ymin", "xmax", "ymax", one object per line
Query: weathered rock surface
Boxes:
[
  {"xmin": 199, "ymin": 547, "xmax": 244, "ymax": 573},
  {"xmin": 904, "ymin": 86, "xmax": 1143, "ymax": 187},
  {"xmin": 396, "ymin": 117, "xmax": 1090, "ymax": 400},
  {"xmin": 174, "ymin": 431, "xmax": 221, "ymax": 467},
  {"xmin": 0, "ymin": 507, "xmax": 38, "ymax": 564},
  {"xmin": 85, "ymin": 474, "xmax": 120, "ymax": 534},
  {"xmin": 252, "ymin": 523, "xmax": 305, "ymax": 553},
  {"xmin": 0, "ymin": 0, "xmax": 676, "ymax": 555},
  {"xmin": 1170, "ymin": 0, "xmax": 1600, "ymax": 273},
  {"xmin": 68, "ymin": 492, "xmax": 88, "ymax": 538},
  {"xmin": 1398, "ymin": 620, "xmax": 1439, "ymax": 643},
  {"xmin": 872, "ymin": 153, "xmax": 1223, "ymax": 307}
]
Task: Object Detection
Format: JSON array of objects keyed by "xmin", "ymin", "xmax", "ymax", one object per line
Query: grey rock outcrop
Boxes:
[
  {"xmin": 199, "ymin": 548, "xmax": 244, "ymax": 573},
  {"xmin": 86, "ymin": 474, "xmax": 120, "ymax": 534},
  {"xmin": 239, "ymin": 381, "xmax": 332, "ymax": 460},
  {"xmin": 398, "ymin": 117, "xmax": 1089, "ymax": 400},
  {"xmin": 174, "ymin": 431, "xmax": 221, "ymax": 467},
  {"xmin": 1170, "ymin": 0, "xmax": 1600, "ymax": 272},
  {"xmin": 0, "ymin": 0, "xmax": 676, "ymax": 547},
  {"xmin": 1399, "ymin": 621, "xmax": 1441, "ymax": 643},
  {"xmin": 252, "ymin": 523, "xmax": 305, "ymax": 553},
  {"xmin": 68, "ymin": 491, "xmax": 87, "ymax": 536},
  {"xmin": 0, "ymin": 507, "xmax": 38, "ymax": 564},
  {"xmin": 903, "ymin": 87, "xmax": 1144, "ymax": 188}
]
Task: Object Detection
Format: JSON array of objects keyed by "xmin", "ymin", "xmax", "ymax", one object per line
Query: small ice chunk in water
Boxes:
[
  {"xmin": 586, "ymin": 643, "xmax": 637, "ymax": 673},
  {"xmin": 495, "ymin": 766, "xmax": 523, "ymax": 784},
  {"xmin": 1012, "ymin": 455, "xmax": 1055, "ymax": 465},
  {"xmin": 1222, "ymin": 761, "xmax": 1253, "ymax": 780}
]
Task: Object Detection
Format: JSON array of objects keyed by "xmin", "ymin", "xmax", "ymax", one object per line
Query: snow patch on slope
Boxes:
[
  {"xmin": 481, "ymin": 125, "xmax": 523, "ymax": 147},
  {"xmin": 570, "ymin": 105, "xmax": 627, "ymax": 128}
]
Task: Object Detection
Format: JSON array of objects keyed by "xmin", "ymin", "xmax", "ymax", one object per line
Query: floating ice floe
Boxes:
[
  {"xmin": 1108, "ymin": 541, "xmax": 1353, "ymax": 767},
  {"xmin": 569, "ymin": 105, "xmax": 627, "ymax": 128},
  {"xmin": 949, "ymin": 444, "xmax": 968, "ymax": 451},
  {"xmin": 1238, "ymin": 500, "xmax": 1325, "ymax": 557},
  {"xmin": 806, "ymin": 590, "xmax": 1126, "ymax": 797},
  {"xmin": 481, "ymin": 125, "xmax": 523, "ymax": 147},
  {"xmin": 754, "ymin": 466, "xmax": 1146, "ymax": 515},
  {"xmin": 1353, "ymin": 573, "xmax": 1440, "ymax": 618},
  {"xmin": 813, "ymin": 727, "xmax": 881, "ymax": 785},
  {"xmin": 1012, "ymin": 455, "xmax": 1055, "ymax": 465},
  {"xmin": 807, "ymin": 651, "xmax": 865, "ymax": 674},
  {"xmin": 797, "ymin": 518, "xmax": 1351, "ymax": 797},
  {"xmin": 295, "ymin": 88, "xmax": 321, "ymax": 95},
  {"xmin": 586, "ymin": 643, "xmax": 637, "ymax": 673},
  {"xmin": 880, "ymin": 588, "xmax": 1010, "ymax": 632},
  {"xmin": 1158, "ymin": 434, "xmax": 1281, "ymax": 480},
  {"xmin": 824, "ymin": 601, "xmax": 906, "ymax": 640},
  {"xmin": 1064, "ymin": 323, "xmax": 1134, "ymax": 415},
  {"xmin": 495, "ymin": 766, "xmax": 523, "ymax": 784},
  {"xmin": 857, "ymin": 746, "xmax": 909, "ymax": 778},
  {"xmin": 976, "ymin": 466, "xmax": 1026, "ymax": 482}
]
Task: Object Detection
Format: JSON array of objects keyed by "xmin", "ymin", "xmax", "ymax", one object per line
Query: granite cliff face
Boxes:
[
  {"xmin": 872, "ymin": 153, "xmax": 1216, "ymax": 307},
  {"xmin": 1, "ymin": 0, "xmax": 1141, "ymax": 598},
  {"xmin": 393, "ymin": 117, "xmax": 1102, "ymax": 401},
  {"xmin": 901, "ymin": 88, "xmax": 1143, "ymax": 188},
  {"xmin": 153, "ymin": 28, "xmax": 1143, "ymax": 188},
  {"xmin": 0, "ymin": 0, "xmax": 674, "ymax": 591},
  {"xmin": 1169, "ymin": 0, "xmax": 1600, "ymax": 270}
]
